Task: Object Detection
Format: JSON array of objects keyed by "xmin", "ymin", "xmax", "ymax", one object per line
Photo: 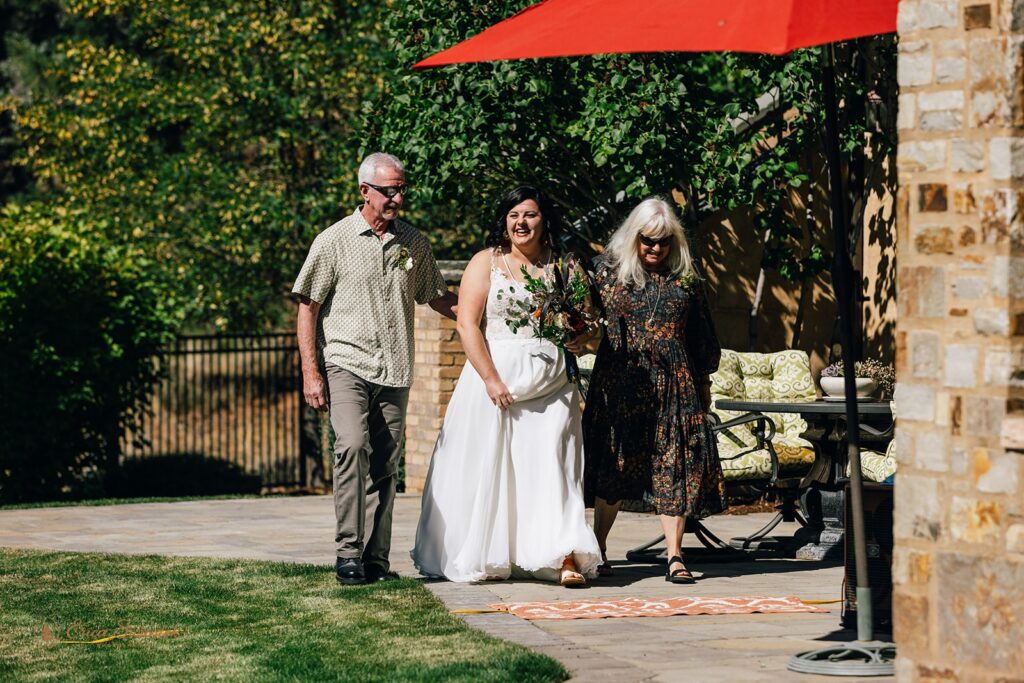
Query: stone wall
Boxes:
[
  {"xmin": 895, "ymin": 1, "xmax": 1024, "ymax": 679},
  {"xmin": 405, "ymin": 263, "xmax": 466, "ymax": 493}
]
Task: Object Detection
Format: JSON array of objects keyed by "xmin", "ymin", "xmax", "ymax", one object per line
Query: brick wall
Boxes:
[
  {"xmin": 895, "ymin": 1, "xmax": 1024, "ymax": 679},
  {"xmin": 404, "ymin": 263, "xmax": 467, "ymax": 493}
]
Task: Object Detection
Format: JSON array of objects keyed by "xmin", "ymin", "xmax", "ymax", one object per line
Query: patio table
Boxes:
[{"xmin": 714, "ymin": 398, "xmax": 893, "ymax": 559}]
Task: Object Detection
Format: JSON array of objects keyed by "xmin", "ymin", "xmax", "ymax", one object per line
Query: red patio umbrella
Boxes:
[
  {"xmin": 414, "ymin": 0, "xmax": 897, "ymax": 68},
  {"xmin": 415, "ymin": 0, "xmax": 898, "ymax": 675}
]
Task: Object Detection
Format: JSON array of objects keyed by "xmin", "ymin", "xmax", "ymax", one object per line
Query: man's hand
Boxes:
[
  {"xmin": 303, "ymin": 372, "xmax": 328, "ymax": 411},
  {"xmin": 429, "ymin": 290, "xmax": 459, "ymax": 321}
]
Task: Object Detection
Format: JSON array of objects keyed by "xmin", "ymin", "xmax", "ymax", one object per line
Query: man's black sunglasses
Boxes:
[
  {"xmin": 638, "ymin": 234, "xmax": 673, "ymax": 247},
  {"xmin": 365, "ymin": 182, "xmax": 409, "ymax": 199}
]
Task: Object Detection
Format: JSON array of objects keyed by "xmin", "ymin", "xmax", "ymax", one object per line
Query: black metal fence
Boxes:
[{"xmin": 122, "ymin": 333, "xmax": 324, "ymax": 489}]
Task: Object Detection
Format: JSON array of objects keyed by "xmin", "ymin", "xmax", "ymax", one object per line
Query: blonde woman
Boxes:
[{"xmin": 583, "ymin": 197, "xmax": 725, "ymax": 583}]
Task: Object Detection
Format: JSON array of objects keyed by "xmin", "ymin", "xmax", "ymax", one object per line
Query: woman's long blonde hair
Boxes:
[{"xmin": 604, "ymin": 197, "xmax": 695, "ymax": 289}]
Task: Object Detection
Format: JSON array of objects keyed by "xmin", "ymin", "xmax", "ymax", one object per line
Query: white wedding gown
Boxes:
[{"xmin": 411, "ymin": 256, "xmax": 601, "ymax": 582}]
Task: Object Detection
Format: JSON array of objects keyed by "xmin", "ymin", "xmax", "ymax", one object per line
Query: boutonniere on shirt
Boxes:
[{"xmin": 394, "ymin": 247, "xmax": 414, "ymax": 271}]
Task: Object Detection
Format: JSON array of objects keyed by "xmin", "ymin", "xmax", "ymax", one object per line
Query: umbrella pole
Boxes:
[
  {"xmin": 788, "ymin": 44, "xmax": 894, "ymax": 677},
  {"xmin": 821, "ymin": 44, "xmax": 873, "ymax": 644}
]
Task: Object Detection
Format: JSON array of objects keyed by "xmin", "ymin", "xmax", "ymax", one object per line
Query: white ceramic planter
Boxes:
[{"xmin": 820, "ymin": 376, "xmax": 877, "ymax": 399}]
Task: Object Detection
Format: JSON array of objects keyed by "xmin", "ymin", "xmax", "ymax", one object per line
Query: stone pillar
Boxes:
[
  {"xmin": 404, "ymin": 262, "xmax": 467, "ymax": 493},
  {"xmin": 895, "ymin": 1, "xmax": 1024, "ymax": 679}
]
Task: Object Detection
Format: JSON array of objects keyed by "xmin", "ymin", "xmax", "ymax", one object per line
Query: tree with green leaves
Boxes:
[{"xmin": 4, "ymin": 0, "xmax": 384, "ymax": 331}]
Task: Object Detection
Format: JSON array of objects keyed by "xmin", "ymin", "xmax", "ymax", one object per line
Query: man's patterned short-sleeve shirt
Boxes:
[{"xmin": 292, "ymin": 207, "xmax": 446, "ymax": 388}]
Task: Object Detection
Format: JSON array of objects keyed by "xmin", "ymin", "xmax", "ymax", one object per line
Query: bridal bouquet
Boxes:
[{"xmin": 497, "ymin": 258, "xmax": 596, "ymax": 383}]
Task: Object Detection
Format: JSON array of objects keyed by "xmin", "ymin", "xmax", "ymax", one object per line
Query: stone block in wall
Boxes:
[
  {"xmin": 952, "ymin": 275, "xmax": 987, "ymax": 299},
  {"xmin": 899, "ymin": 140, "xmax": 947, "ymax": 171},
  {"xmin": 950, "ymin": 496, "xmax": 1004, "ymax": 543},
  {"xmin": 892, "ymin": 591, "xmax": 931, "ymax": 657},
  {"xmin": 910, "ymin": 330, "xmax": 942, "ymax": 378},
  {"xmin": 974, "ymin": 308, "xmax": 1010, "ymax": 335},
  {"xmin": 894, "ymin": 475, "xmax": 942, "ymax": 540},
  {"xmin": 965, "ymin": 395, "xmax": 1007, "ymax": 440},
  {"xmin": 914, "ymin": 226, "xmax": 955, "ymax": 253},
  {"xmin": 898, "ymin": 93, "xmax": 918, "ymax": 130},
  {"xmin": 951, "ymin": 138, "xmax": 985, "ymax": 172},
  {"xmin": 900, "ymin": 266, "xmax": 946, "ymax": 318},
  {"xmin": 918, "ymin": 183, "xmax": 950, "ymax": 212},
  {"xmin": 917, "ymin": 429, "xmax": 950, "ymax": 471},
  {"xmin": 919, "ymin": 109, "xmax": 964, "ymax": 130},
  {"xmin": 972, "ymin": 90, "xmax": 1008, "ymax": 126},
  {"xmin": 935, "ymin": 56, "xmax": 966, "ymax": 83},
  {"xmin": 984, "ymin": 345, "xmax": 1013, "ymax": 385},
  {"xmin": 952, "ymin": 183, "xmax": 976, "ymax": 213},
  {"xmin": 918, "ymin": 90, "xmax": 965, "ymax": 111},
  {"xmin": 990, "ymin": 138, "xmax": 1024, "ymax": 179},
  {"xmin": 893, "ymin": 547, "xmax": 932, "ymax": 586},
  {"xmin": 904, "ymin": 0, "xmax": 959, "ymax": 31},
  {"xmin": 972, "ymin": 447, "xmax": 1020, "ymax": 493},
  {"xmin": 969, "ymin": 38, "xmax": 1007, "ymax": 89},
  {"xmin": 964, "ymin": 3, "xmax": 992, "ymax": 30},
  {"xmin": 899, "ymin": 41, "xmax": 934, "ymax": 86},
  {"xmin": 944, "ymin": 344, "xmax": 978, "ymax": 387},
  {"xmin": 896, "ymin": 382, "xmax": 939, "ymax": 422},
  {"xmin": 1008, "ymin": 522, "xmax": 1024, "ymax": 552},
  {"xmin": 936, "ymin": 553, "xmax": 1024, "ymax": 673}
]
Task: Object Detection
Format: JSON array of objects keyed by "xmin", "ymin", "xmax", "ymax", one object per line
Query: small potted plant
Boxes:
[{"xmin": 819, "ymin": 359, "xmax": 895, "ymax": 400}]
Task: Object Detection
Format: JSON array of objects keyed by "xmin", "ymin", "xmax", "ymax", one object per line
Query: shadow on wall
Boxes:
[
  {"xmin": 862, "ymin": 154, "xmax": 897, "ymax": 367},
  {"xmin": 696, "ymin": 156, "xmax": 896, "ymax": 374},
  {"xmin": 108, "ymin": 453, "xmax": 263, "ymax": 498},
  {"xmin": 700, "ymin": 206, "xmax": 838, "ymax": 375}
]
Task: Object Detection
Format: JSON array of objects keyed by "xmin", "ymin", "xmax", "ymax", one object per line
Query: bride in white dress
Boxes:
[{"xmin": 411, "ymin": 186, "xmax": 601, "ymax": 585}]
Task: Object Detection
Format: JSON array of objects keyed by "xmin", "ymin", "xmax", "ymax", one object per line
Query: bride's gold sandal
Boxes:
[{"xmin": 559, "ymin": 556, "xmax": 586, "ymax": 587}]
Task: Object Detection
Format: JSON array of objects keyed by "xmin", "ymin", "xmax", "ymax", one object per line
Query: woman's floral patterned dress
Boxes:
[{"xmin": 583, "ymin": 261, "xmax": 727, "ymax": 517}]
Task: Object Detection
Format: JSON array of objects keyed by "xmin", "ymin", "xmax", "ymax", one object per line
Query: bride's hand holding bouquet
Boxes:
[{"xmin": 499, "ymin": 255, "xmax": 602, "ymax": 382}]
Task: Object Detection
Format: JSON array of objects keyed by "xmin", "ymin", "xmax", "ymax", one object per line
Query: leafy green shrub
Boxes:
[{"xmin": 0, "ymin": 203, "xmax": 177, "ymax": 503}]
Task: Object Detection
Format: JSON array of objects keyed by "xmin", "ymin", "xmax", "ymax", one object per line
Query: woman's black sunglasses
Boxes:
[{"xmin": 638, "ymin": 234, "xmax": 673, "ymax": 247}]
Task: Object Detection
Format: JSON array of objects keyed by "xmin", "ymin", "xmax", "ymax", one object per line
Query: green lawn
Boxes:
[
  {"xmin": 1, "ymin": 549, "xmax": 567, "ymax": 682},
  {"xmin": 0, "ymin": 494, "xmax": 263, "ymax": 511}
]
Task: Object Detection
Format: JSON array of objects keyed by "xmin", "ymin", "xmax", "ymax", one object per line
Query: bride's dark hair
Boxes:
[{"xmin": 486, "ymin": 186, "xmax": 563, "ymax": 253}]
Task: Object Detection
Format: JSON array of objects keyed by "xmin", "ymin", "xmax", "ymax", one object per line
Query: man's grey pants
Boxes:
[{"xmin": 325, "ymin": 364, "xmax": 409, "ymax": 572}]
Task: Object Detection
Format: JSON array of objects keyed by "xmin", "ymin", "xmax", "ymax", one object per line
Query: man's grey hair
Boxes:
[{"xmin": 358, "ymin": 152, "xmax": 405, "ymax": 184}]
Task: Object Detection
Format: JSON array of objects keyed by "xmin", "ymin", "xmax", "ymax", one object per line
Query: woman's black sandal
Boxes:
[{"xmin": 665, "ymin": 555, "xmax": 695, "ymax": 584}]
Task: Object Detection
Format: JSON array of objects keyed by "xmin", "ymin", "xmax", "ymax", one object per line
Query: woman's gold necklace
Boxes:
[{"xmin": 644, "ymin": 276, "xmax": 664, "ymax": 330}]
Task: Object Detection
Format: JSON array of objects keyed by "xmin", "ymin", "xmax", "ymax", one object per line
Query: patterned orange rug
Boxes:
[{"xmin": 490, "ymin": 596, "xmax": 828, "ymax": 620}]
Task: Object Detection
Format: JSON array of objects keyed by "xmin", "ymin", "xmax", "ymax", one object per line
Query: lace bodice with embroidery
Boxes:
[{"xmin": 484, "ymin": 252, "xmax": 540, "ymax": 343}]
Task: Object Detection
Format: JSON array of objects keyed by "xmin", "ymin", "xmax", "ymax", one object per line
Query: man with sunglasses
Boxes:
[{"xmin": 293, "ymin": 152, "xmax": 458, "ymax": 585}]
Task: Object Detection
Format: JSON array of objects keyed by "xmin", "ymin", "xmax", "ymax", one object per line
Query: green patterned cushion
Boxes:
[
  {"xmin": 849, "ymin": 440, "xmax": 897, "ymax": 482},
  {"xmin": 710, "ymin": 349, "xmax": 817, "ymax": 464},
  {"xmin": 717, "ymin": 439, "xmax": 774, "ymax": 481}
]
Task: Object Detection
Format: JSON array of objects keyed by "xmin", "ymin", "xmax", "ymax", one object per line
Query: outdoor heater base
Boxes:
[{"xmin": 787, "ymin": 642, "xmax": 895, "ymax": 677}]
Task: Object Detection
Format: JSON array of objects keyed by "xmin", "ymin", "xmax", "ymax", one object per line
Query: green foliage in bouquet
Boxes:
[{"xmin": 498, "ymin": 263, "xmax": 592, "ymax": 347}]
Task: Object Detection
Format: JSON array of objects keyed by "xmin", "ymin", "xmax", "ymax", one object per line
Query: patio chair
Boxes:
[
  {"xmin": 709, "ymin": 349, "xmax": 819, "ymax": 550},
  {"xmin": 848, "ymin": 401, "xmax": 897, "ymax": 483}
]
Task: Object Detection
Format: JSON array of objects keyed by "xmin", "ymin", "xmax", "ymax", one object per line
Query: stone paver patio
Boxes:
[{"xmin": 0, "ymin": 495, "xmax": 893, "ymax": 682}]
